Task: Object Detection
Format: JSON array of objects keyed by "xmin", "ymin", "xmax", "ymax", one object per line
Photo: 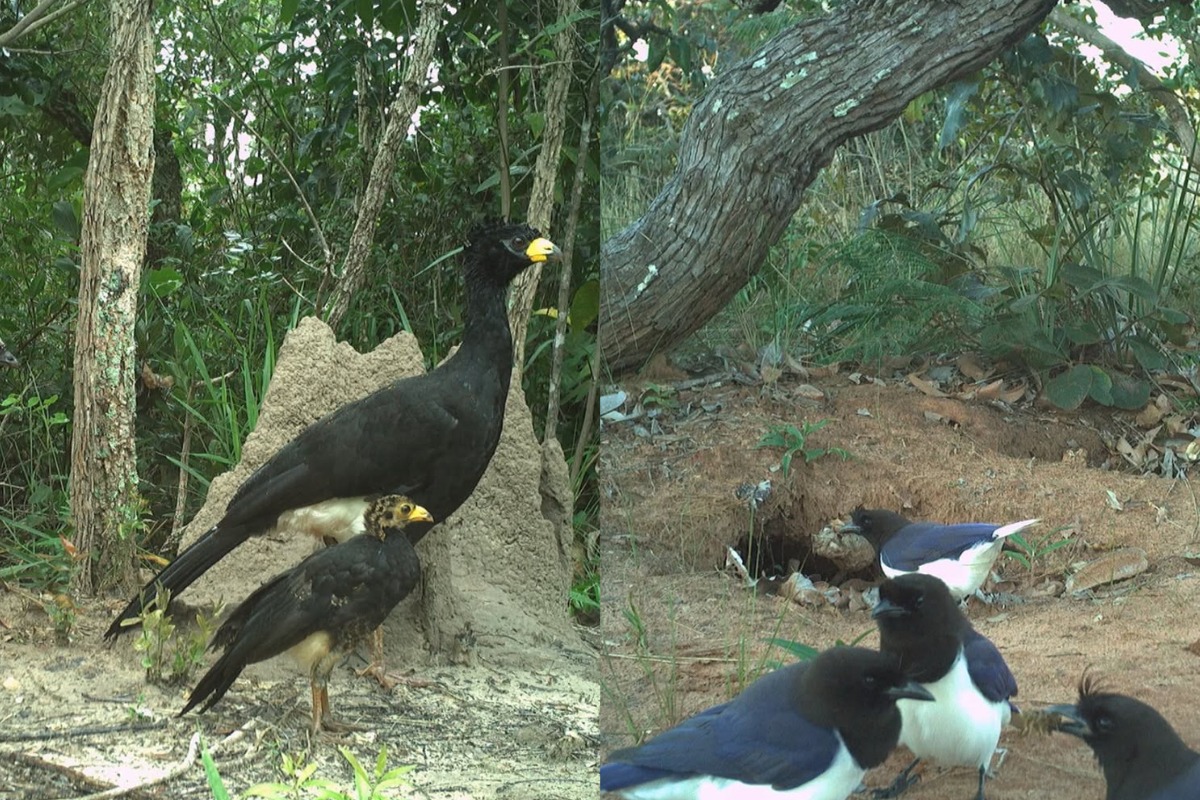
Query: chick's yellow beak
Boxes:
[
  {"xmin": 406, "ymin": 504, "xmax": 434, "ymax": 524},
  {"xmin": 525, "ymin": 237, "xmax": 561, "ymax": 263}
]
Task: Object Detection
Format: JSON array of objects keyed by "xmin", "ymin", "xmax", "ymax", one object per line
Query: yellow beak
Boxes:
[
  {"xmin": 407, "ymin": 504, "xmax": 434, "ymax": 524},
  {"xmin": 525, "ymin": 237, "xmax": 561, "ymax": 263}
]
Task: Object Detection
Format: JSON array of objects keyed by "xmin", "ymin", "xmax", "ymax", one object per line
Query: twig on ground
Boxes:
[{"xmin": 0, "ymin": 719, "xmax": 167, "ymax": 744}]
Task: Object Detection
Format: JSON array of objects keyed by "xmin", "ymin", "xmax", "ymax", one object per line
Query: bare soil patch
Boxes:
[{"xmin": 599, "ymin": 373, "xmax": 1200, "ymax": 799}]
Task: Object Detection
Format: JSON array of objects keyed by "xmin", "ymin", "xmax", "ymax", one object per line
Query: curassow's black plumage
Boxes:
[
  {"xmin": 106, "ymin": 222, "xmax": 560, "ymax": 643},
  {"xmin": 1049, "ymin": 676, "xmax": 1200, "ymax": 800},
  {"xmin": 181, "ymin": 494, "xmax": 432, "ymax": 732}
]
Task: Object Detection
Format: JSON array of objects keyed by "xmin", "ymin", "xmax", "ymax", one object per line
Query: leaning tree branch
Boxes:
[
  {"xmin": 599, "ymin": 0, "xmax": 1059, "ymax": 374},
  {"xmin": 1049, "ymin": 6, "xmax": 1198, "ymax": 170}
]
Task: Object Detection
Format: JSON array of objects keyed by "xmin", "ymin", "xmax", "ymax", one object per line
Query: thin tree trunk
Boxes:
[
  {"xmin": 600, "ymin": 0, "xmax": 1059, "ymax": 375},
  {"xmin": 509, "ymin": 0, "xmax": 581, "ymax": 380},
  {"xmin": 322, "ymin": 0, "xmax": 444, "ymax": 330},
  {"xmin": 70, "ymin": 0, "xmax": 156, "ymax": 596}
]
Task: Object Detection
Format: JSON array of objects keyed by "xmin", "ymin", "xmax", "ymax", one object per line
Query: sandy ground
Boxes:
[
  {"xmin": 0, "ymin": 592, "xmax": 599, "ymax": 800},
  {"xmin": 599, "ymin": 371, "xmax": 1200, "ymax": 799}
]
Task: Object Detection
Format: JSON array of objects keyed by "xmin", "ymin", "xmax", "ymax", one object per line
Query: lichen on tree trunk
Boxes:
[
  {"xmin": 70, "ymin": 0, "xmax": 157, "ymax": 596},
  {"xmin": 600, "ymin": 0, "xmax": 1059, "ymax": 375}
]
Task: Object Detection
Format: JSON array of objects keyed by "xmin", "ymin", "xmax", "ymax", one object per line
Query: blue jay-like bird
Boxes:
[
  {"xmin": 845, "ymin": 508, "xmax": 1039, "ymax": 600},
  {"xmin": 872, "ymin": 574, "xmax": 1017, "ymax": 800},
  {"xmin": 600, "ymin": 646, "xmax": 934, "ymax": 800},
  {"xmin": 1049, "ymin": 676, "xmax": 1200, "ymax": 800}
]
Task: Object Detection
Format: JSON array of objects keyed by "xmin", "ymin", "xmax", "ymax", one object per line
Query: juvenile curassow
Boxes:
[
  {"xmin": 107, "ymin": 221, "xmax": 560, "ymax": 684},
  {"xmin": 180, "ymin": 494, "xmax": 432, "ymax": 733}
]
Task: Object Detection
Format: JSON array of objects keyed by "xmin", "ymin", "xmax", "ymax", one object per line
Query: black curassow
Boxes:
[
  {"xmin": 181, "ymin": 495, "xmax": 432, "ymax": 732},
  {"xmin": 107, "ymin": 221, "xmax": 560, "ymax": 684}
]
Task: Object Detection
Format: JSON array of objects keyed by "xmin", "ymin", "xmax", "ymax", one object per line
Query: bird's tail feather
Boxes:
[
  {"xmin": 992, "ymin": 519, "xmax": 1040, "ymax": 540},
  {"xmin": 103, "ymin": 524, "xmax": 246, "ymax": 641},
  {"xmin": 180, "ymin": 649, "xmax": 244, "ymax": 716}
]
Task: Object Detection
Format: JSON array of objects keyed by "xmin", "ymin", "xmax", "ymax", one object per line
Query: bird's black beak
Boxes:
[
  {"xmin": 0, "ymin": 350, "xmax": 17, "ymax": 368},
  {"xmin": 871, "ymin": 597, "xmax": 905, "ymax": 620},
  {"xmin": 840, "ymin": 522, "xmax": 862, "ymax": 535},
  {"xmin": 1045, "ymin": 704, "xmax": 1090, "ymax": 737},
  {"xmin": 886, "ymin": 679, "xmax": 935, "ymax": 703}
]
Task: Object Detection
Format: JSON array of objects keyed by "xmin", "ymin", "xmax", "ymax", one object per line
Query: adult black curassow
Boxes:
[
  {"xmin": 181, "ymin": 494, "xmax": 432, "ymax": 733},
  {"xmin": 0, "ymin": 338, "xmax": 17, "ymax": 368},
  {"xmin": 106, "ymin": 221, "xmax": 560, "ymax": 680}
]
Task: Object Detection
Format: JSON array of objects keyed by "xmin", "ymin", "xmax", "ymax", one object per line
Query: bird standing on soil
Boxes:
[
  {"xmin": 845, "ymin": 508, "xmax": 1038, "ymax": 600},
  {"xmin": 0, "ymin": 338, "xmax": 17, "ymax": 368},
  {"xmin": 871, "ymin": 573, "xmax": 1017, "ymax": 800},
  {"xmin": 106, "ymin": 221, "xmax": 560, "ymax": 684},
  {"xmin": 1048, "ymin": 677, "xmax": 1200, "ymax": 800},
  {"xmin": 600, "ymin": 646, "xmax": 934, "ymax": 800},
  {"xmin": 180, "ymin": 494, "xmax": 431, "ymax": 733}
]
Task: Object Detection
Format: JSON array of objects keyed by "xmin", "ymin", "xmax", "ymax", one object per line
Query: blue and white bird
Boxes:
[
  {"xmin": 872, "ymin": 574, "xmax": 1017, "ymax": 800},
  {"xmin": 600, "ymin": 646, "xmax": 934, "ymax": 800},
  {"xmin": 845, "ymin": 508, "xmax": 1039, "ymax": 600},
  {"xmin": 1049, "ymin": 676, "xmax": 1200, "ymax": 800}
]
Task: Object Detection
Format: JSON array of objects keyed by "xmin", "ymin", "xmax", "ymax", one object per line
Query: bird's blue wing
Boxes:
[
  {"xmin": 883, "ymin": 523, "xmax": 1000, "ymax": 570},
  {"xmin": 1149, "ymin": 758, "xmax": 1200, "ymax": 800},
  {"xmin": 600, "ymin": 669, "xmax": 841, "ymax": 792},
  {"xmin": 963, "ymin": 628, "xmax": 1017, "ymax": 703}
]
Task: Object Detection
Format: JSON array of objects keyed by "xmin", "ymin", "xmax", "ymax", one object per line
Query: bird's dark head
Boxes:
[
  {"xmin": 803, "ymin": 647, "xmax": 935, "ymax": 714},
  {"xmin": 1048, "ymin": 674, "xmax": 1194, "ymax": 772},
  {"xmin": 801, "ymin": 647, "xmax": 934, "ymax": 769},
  {"xmin": 0, "ymin": 338, "xmax": 17, "ymax": 368},
  {"xmin": 465, "ymin": 220, "xmax": 561, "ymax": 286},
  {"xmin": 872, "ymin": 573, "xmax": 960, "ymax": 633},
  {"xmin": 844, "ymin": 507, "xmax": 911, "ymax": 547},
  {"xmin": 365, "ymin": 495, "xmax": 434, "ymax": 539}
]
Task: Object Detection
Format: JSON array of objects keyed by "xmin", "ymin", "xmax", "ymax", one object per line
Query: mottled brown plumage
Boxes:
[{"xmin": 181, "ymin": 495, "xmax": 432, "ymax": 732}]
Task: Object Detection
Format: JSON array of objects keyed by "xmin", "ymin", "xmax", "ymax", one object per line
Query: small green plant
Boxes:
[
  {"xmin": 127, "ymin": 585, "xmax": 222, "ymax": 685},
  {"xmin": 242, "ymin": 746, "xmax": 415, "ymax": 800},
  {"xmin": 757, "ymin": 420, "xmax": 850, "ymax": 478},
  {"xmin": 569, "ymin": 566, "xmax": 600, "ymax": 620},
  {"xmin": 45, "ymin": 592, "xmax": 76, "ymax": 644},
  {"xmin": 1003, "ymin": 526, "xmax": 1078, "ymax": 571}
]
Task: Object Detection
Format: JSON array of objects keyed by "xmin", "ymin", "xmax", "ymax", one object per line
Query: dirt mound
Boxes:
[{"xmin": 174, "ymin": 316, "xmax": 577, "ymax": 669}]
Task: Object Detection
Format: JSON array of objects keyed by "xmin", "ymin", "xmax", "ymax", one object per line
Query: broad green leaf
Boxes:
[
  {"xmin": 1108, "ymin": 370, "xmax": 1151, "ymax": 410},
  {"xmin": 1128, "ymin": 335, "xmax": 1166, "ymax": 371},
  {"xmin": 1044, "ymin": 364, "xmax": 1092, "ymax": 410},
  {"xmin": 1087, "ymin": 365, "xmax": 1113, "ymax": 406}
]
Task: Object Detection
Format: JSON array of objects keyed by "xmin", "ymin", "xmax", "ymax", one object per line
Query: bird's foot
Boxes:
[
  {"xmin": 987, "ymin": 746, "xmax": 1008, "ymax": 777},
  {"xmin": 871, "ymin": 760, "xmax": 924, "ymax": 799},
  {"xmin": 314, "ymin": 714, "xmax": 366, "ymax": 734},
  {"xmin": 356, "ymin": 661, "xmax": 440, "ymax": 691}
]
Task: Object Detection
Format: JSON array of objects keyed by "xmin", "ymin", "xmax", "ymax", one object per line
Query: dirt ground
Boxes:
[
  {"xmin": 599, "ymin": 369, "xmax": 1200, "ymax": 799},
  {"xmin": 0, "ymin": 592, "xmax": 599, "ymax": 799}
]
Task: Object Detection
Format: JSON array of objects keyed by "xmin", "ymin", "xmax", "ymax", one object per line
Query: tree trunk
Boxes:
[
  {"xmin": 508, "ymin": 0, "xmax": 581, "ymax": 380},
  {"xmin": 322, "ymin": 0, "xmax": 444, "ymax": 331},
  {"xmin": 70, "ymin": 0, "xmax": 156, "ymax": 596},
  {"xmin": 599, "ymin": 0, "xmax": 1059, "ymax": 375}
]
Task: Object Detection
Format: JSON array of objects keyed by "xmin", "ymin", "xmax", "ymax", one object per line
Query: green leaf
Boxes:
[
  {"xmin": 1128, "ymin": 335, "xmax": 1166, "ymax": 371},
  {"xmin": 1108, "ymin": 370, "xmax": 1151, "ymax": 410},
  {"xmin": 766, "ymin": 637, "xmax": 819, "ymax": 660},
  {"xmin": 51, "ymin": 200, "xmax": 80, "ymax": 239},
  {"xmin": 1087, "ymin": 365, "xmax": 1113, "ymax": 406},
  {"xmin": 147, "ymin": 267, "xmax": 183, "ymax": 297},
  {"xmin": 279, "ymin": 0, "xmax": 300, "ymax": 24},
  {"xmin": 1044, "ymin": 364, "xmax": 1092, "ymax": 410},
  {"xmin": 569, "ymin": 279, "xmax": 599, "ymax": 330},
  {"xmin": 201, "ymin": 741, "xmax": 230, "ymax": 800}
]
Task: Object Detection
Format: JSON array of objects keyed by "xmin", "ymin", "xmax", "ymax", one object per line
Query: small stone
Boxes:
[
  {"xmin": 847, "ymin": 591, "xmax": 869, "ymax": 613},
  {"xmin": 2, "ymin": 676, "xmax": 19, "ymax": 692},
  {"xmin": 1027, "ymin": 580, "xmax": 1064, "ymax": 599}
]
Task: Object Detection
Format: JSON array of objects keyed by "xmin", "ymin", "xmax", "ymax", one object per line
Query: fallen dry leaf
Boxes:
[
  {"xmin": 977, "ymin": 379, "xmax": 1006, "ymax": 401},
  {"xmin": 1135, "ymin": 403, "xmax": 1164, "ymax": 428},
  {"xmin": 908, "ymin": 373, "xmax": 948, "ymax": 397},
  {"xmin": 956, "ymin": 352, "xmax": 990, "ymax": 381}
]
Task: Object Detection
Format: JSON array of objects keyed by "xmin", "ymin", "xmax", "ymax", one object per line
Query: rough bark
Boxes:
[
  {"xmin": 321, "ymin": 0, "xmax": 444, "ymax": 330},
  {"xmin": 70, "ymin": 0, "xmax": 156, "ymax": 595},
  {"xmin": 600, "ymin": 0, "xmax": 1059, "ymax": 375},
  {"xmin": 508, "ymin": 0, "xmax": 581, "ymax": 380}
]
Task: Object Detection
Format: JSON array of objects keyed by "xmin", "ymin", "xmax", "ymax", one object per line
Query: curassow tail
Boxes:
[{"xmin": 103, "ymin": 524, "xmax": 248, "ymax": 640}]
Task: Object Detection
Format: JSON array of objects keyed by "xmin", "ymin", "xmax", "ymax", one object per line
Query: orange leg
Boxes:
[{"xmin": 355, "ymin": 627, "xmax": 440, "ymax": 690}]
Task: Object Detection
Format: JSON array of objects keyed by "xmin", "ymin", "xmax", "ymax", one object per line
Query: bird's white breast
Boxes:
[
  {"xmin": 274, "ymin": 497, "xmax": 369, "ymax": 544},
  {"xmin": 880, "ymin": 541, "xmax": 1003, "ymax": 600},
  {"xmin": 613, "ymin": 736, "xmax": 862, "ymax": 800},
  {"xmin": 896, "ymin": 650, "xmax": 1008, "ymax": 769}
]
